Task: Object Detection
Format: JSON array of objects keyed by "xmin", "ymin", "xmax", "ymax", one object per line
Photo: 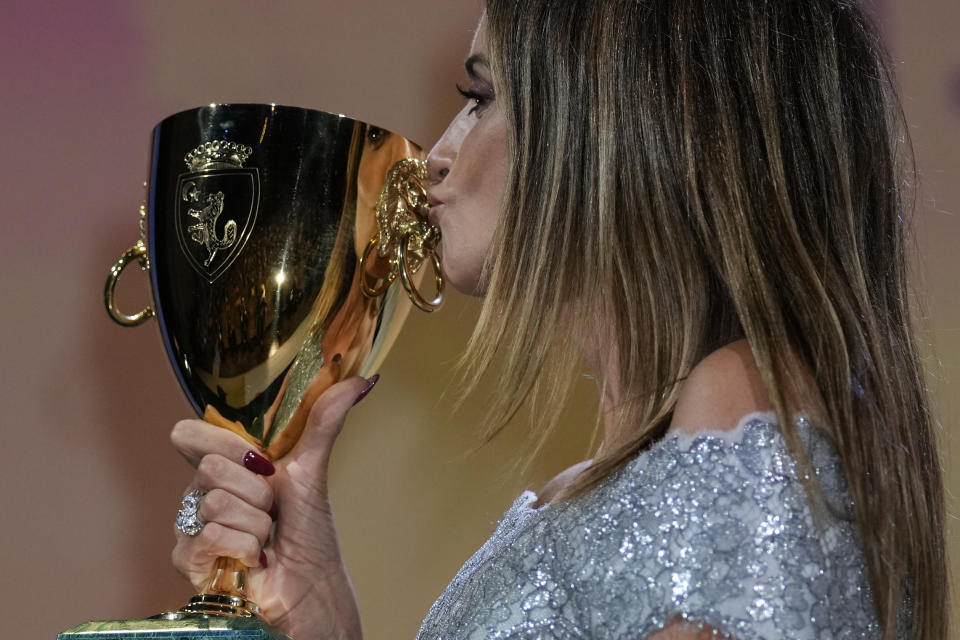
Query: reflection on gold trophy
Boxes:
[{"xmin": 60, "ymin": 105, "xmax": 442, "ymax": 640}]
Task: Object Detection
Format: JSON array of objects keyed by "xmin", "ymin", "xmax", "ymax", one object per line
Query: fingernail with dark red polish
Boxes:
[
  {"xmin": 352, "ymin": 374, "xmax": 380, "ymax": 406},
  {"xmin": 268, "ymin": 501, "xmax": 278, "ymax": 521},
  {"xmin": 243, "ymin": 450, "xmax": 275, "ymax": 476},
  {"xmin": 259, "ymin": 550, "xmax": 268, "ymax": 568}
]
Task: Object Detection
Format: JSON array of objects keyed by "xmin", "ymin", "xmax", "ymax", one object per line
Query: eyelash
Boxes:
[{"xmin": 456, "ymin": 83, "xmax": 491, "ymax": 116}]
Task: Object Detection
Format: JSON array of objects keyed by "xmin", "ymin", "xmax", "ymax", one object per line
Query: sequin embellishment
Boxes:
[{"xmin": 415, "ymin": 413, "xmax": 880, "ymax": 639}]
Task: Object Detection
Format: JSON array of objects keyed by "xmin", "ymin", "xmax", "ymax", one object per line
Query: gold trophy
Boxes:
[{"xmin": 59, "ymin": 104, "xmax": 443, "ymax": 640}]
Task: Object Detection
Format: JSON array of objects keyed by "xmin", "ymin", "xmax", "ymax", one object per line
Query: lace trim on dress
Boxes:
[{"xmin": 670, "ymin": 410, "xmax": 780, "ymax": 450}]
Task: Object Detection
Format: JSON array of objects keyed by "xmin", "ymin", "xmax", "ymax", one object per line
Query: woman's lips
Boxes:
[{"xmin": 428, "ymin": 203, "xmax": 444, "ymax": 226}]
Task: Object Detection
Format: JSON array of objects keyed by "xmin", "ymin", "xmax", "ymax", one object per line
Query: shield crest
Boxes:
[{"xmin": 175, "ymin": 168, "xmax": 260, "ymax": 282}]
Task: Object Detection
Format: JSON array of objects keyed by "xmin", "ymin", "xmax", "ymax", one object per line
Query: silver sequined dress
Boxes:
[{"xmin": 415, "ymin": 413, "xmax": 879, "ymax": 639}]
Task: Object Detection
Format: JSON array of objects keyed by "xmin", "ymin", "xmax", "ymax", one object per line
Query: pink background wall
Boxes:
[{"xmin": 0, "ymin": 2, "xmax": 956, "ymax": 638}]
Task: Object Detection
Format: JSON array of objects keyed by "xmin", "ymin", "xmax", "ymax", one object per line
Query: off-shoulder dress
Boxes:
[{"xmin": 415, "ymin": 413, "xmax": 879, "ymax": 639}]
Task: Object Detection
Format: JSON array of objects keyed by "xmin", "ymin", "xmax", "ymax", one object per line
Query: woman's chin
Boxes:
[{"xmin": 441, "ymin": 263, "xmax": 486, "ymax": 298}]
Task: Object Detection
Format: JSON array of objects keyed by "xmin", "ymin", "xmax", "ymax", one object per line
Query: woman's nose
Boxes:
[
  {"xmin": 393, "ymin": 136, "xmax": 420, "ymax": 161},
  {"xmin": 427, "ymin": 105, "xmax": 476, "ymax": 186},
  {"xmin": 427, "ymin": 112, "xmax": 470, "ymax": 186},
  {"xmin": 426, "ymin": 145, "xmax": 452, "ymax": 186}
]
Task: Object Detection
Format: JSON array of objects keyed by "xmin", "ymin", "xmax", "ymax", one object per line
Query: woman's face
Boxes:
[{"xmin": 427, "ymin": 14, "xmax": 509, "ymax": 296}]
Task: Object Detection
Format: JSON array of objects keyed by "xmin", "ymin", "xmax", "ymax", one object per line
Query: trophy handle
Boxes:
[
  {"xmin": 358, "ymin": 235, "xmax": 397, "ymax": 297},
  {"xmin": 398, "ymin": 234, "xmax": 444, "ymax": 312},
  {"xmin": 104, "ymin": 239, "xmax": 155, "ymax": 327},
  {"xmin": 359, "ymin": 158, "xmax": 444, "ymax": 312}
]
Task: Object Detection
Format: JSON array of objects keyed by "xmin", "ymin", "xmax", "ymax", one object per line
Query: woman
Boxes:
[{"xmin": 170, "ymin": 1, "xmax": 948, "ymax": 638}]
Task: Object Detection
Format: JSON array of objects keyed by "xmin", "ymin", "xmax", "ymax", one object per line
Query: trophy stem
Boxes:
[{"xmin": 176, "ymin": 557, "xmax": 263, "ymax": 618}]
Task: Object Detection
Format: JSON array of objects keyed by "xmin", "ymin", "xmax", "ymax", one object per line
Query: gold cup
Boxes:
[{"xmin": 63, "ymin": 104, "xmax": 442, "ymax": 640}]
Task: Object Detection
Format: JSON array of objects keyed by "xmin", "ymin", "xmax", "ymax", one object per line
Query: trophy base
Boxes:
[
  {"xmin": 176, "ymin": 593, "xmax": 263, "ymax": 617},
  {"xmin": 58, "ymin": 612, "xmax": 291, "ymax": 640}
]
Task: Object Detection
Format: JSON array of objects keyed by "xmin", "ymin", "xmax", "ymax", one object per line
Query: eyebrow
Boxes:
[{"xmin": 465, "ymin": 54, "xmax": 490, "ymax": 78}]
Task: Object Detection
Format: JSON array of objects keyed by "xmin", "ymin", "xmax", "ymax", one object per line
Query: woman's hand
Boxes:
[{"xmin": 170, "ymin": 375, "xmax": 378, "ymax": 640}]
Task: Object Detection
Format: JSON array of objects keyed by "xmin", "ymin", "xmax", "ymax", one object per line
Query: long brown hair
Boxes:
[{"xmin": 459, "ymin": 1, "xmax": 948, "ymax": 638}]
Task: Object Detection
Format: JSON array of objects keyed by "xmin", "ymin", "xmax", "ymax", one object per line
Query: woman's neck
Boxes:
[{"xmin": 575, "ymin": 328, "xmax": 624, "ymax": 459}]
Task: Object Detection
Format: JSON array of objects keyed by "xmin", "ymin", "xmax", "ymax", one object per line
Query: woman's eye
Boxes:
[
  {"xmin": 366, "ymin": 125, "xmax": 390, "ymax": 149},
  {"xmin": 456, "ymin": 83, "xmax": 492, "ymax": 117}
]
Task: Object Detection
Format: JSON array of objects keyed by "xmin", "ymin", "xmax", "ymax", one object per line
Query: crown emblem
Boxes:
[{"xmin": 184, "ymin": 140, "xmax": 253, "ymax": 172}]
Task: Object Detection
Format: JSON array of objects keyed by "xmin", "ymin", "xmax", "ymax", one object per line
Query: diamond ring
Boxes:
[{"xmin": 175, "ymin": 489, "xmax": 206, "ymax": 536}]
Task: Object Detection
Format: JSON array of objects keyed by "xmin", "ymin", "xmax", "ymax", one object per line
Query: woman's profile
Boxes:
[{"xmin": 169, "ymin": 1, "xmax": 948, "ymax": 638}]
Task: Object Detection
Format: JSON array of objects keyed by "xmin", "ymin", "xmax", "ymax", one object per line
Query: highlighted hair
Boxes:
[{"xmin": 460, "ymin": 1, "xmax": 947, "ymax": 638}]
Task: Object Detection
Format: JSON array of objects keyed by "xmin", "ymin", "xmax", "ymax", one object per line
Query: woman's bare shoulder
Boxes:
[
  {"xmin": 645, "ymin": 620, "xmax": 730, "ymax": 640},
  {"xmin": 668, "ymin": 339, "xmax": 772, "ymax": 435},
  {"xmin": 534, "ymin": 459, "xmax": 593, "ymax": 507}
]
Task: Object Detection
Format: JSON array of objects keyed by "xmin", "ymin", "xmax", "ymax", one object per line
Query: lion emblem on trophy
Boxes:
[{"xmin": 186, "ymin": 190, "xmax": 238, "ymax": 267}]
